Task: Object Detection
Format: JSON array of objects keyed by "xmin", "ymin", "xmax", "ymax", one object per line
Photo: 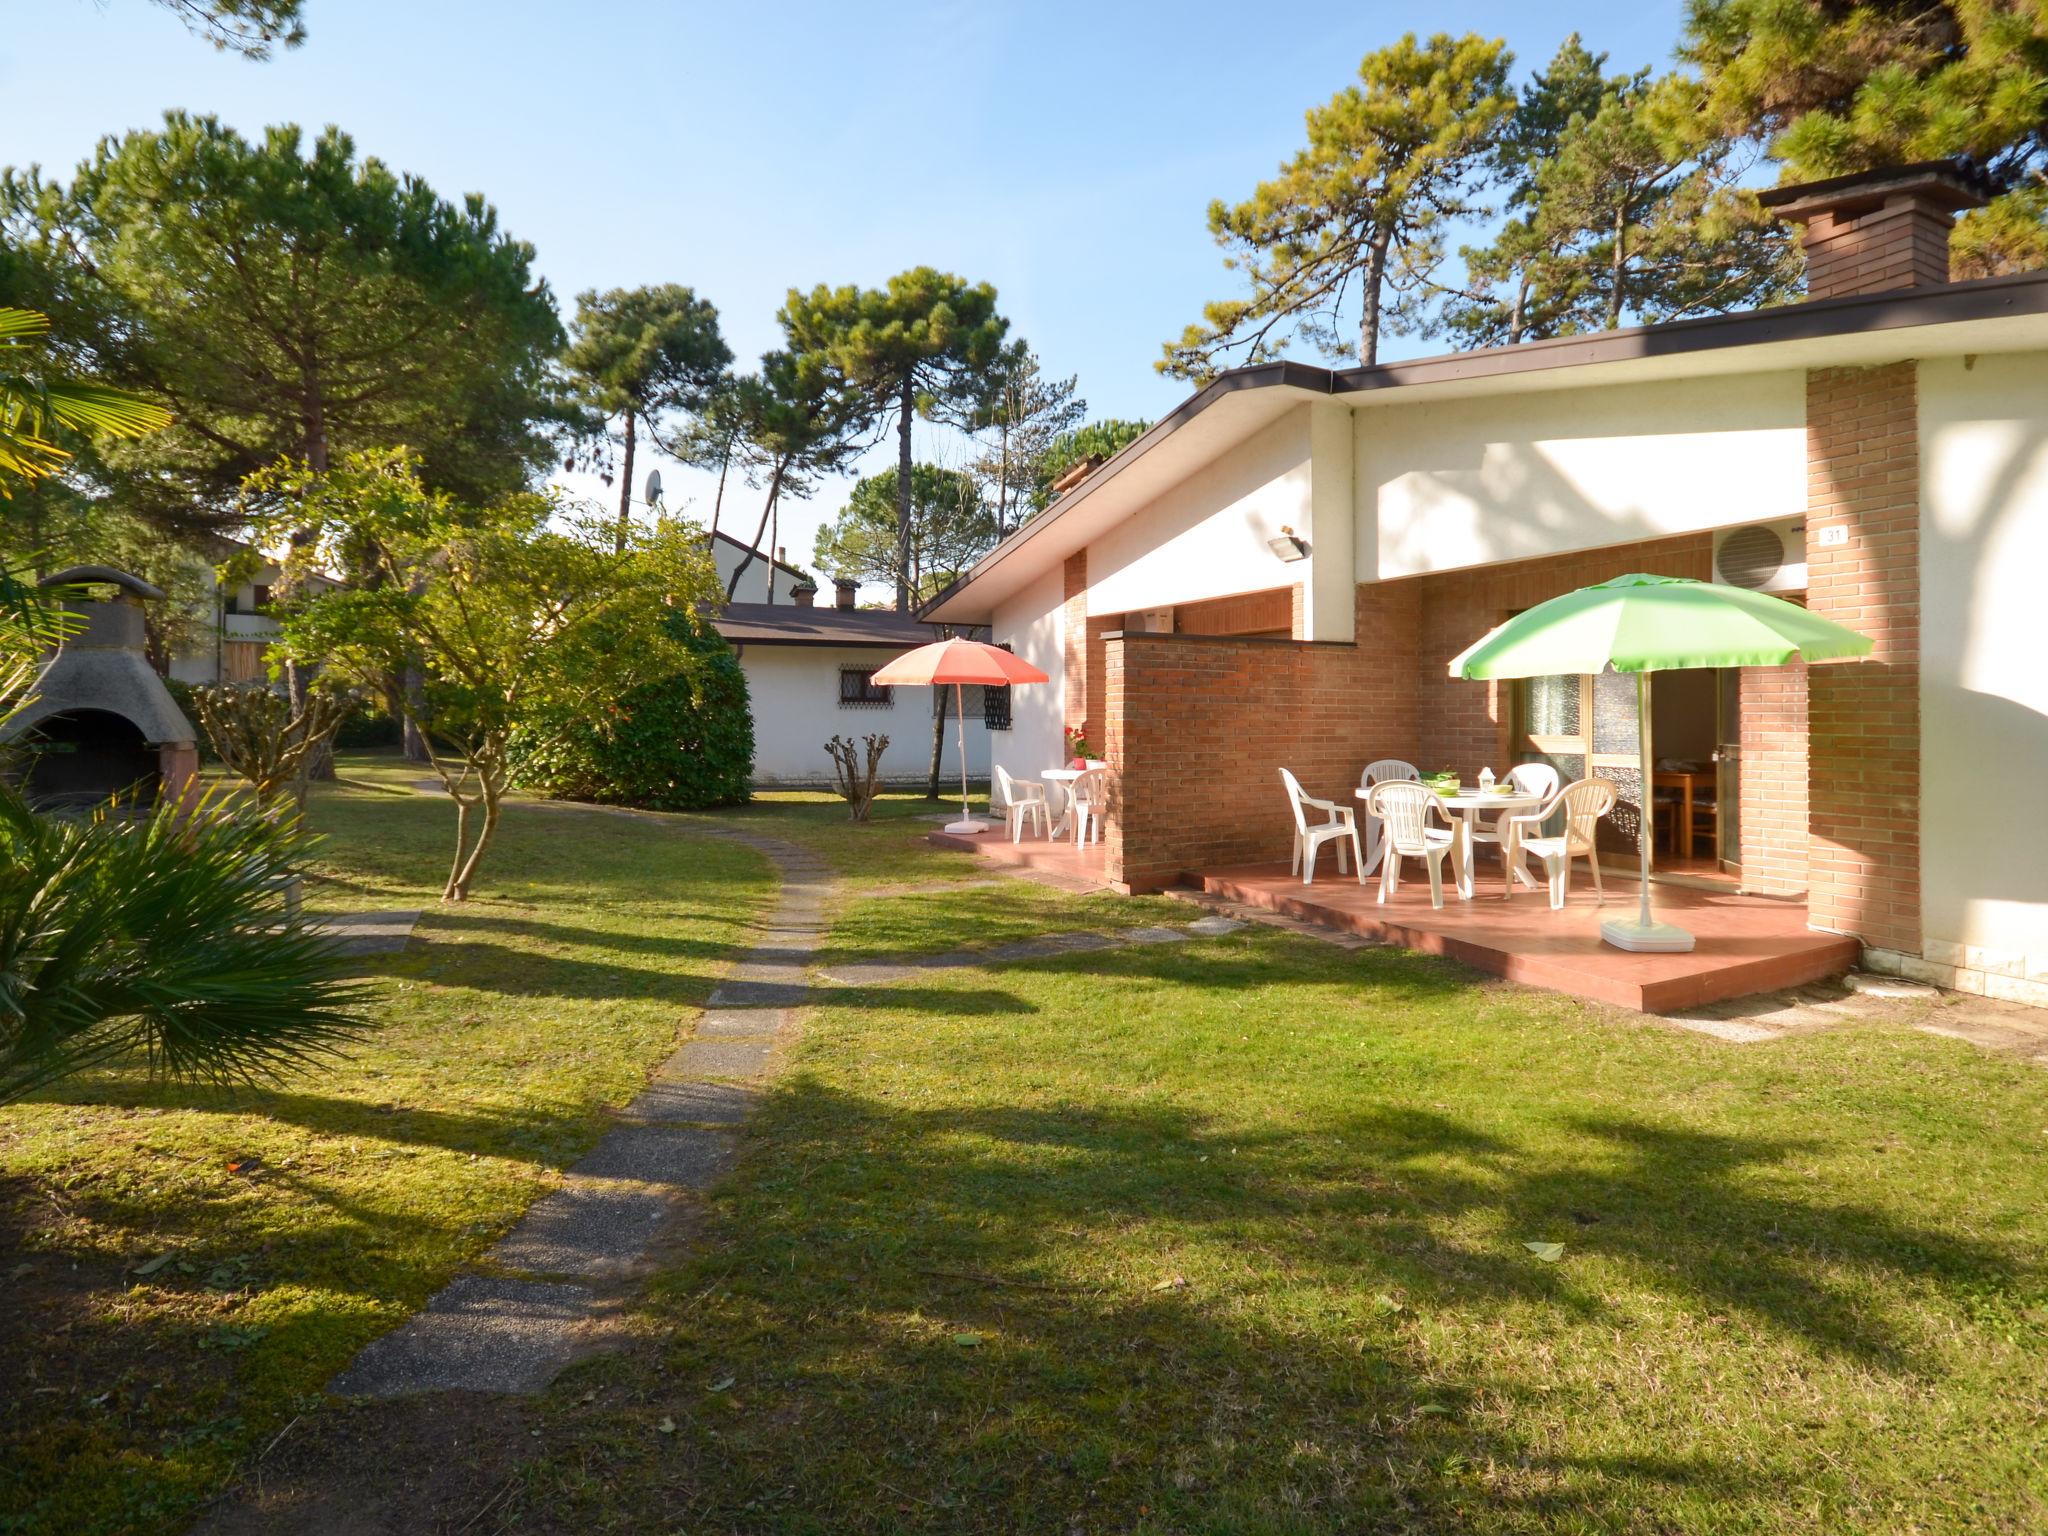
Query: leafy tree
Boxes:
[
  {"xmin": 721, "ymin": 351, "xmax": 867, "ymax": 603},
  {"xmin": 968, "ymin": 344, "xmax": 1084, "ymax": 535},
  {"xmin": 561, "ymin": 285, "xmax": 732, "ymax": 552},
  {"xmin": 813, "ymin": 463, "xmax": 995, "ymax": 603},
  {"xmin": 1681, "ymin": 0, "xmax": 2048, "ymax": 276},
  {"xmin": 254, "ymin": 450, "xmax": 712, "ymax": 901},
  {"xmin": 1162, "ymin": 33, "xmax": 1515, "ymax": 380},
  {"xmin": 780, "ymin": 269, "xmax": 1009, "ymax": 611},
  {"xmin": 512, "ymin": 608, "xmax": 753, "ymax": 811},
  {"xmin": 1029, "ymin": 419, "xmax": 1151, "ymax": 513},
  {"xmin": 1, "ymin": 115, "xmax": 566, "ymax": 532}
]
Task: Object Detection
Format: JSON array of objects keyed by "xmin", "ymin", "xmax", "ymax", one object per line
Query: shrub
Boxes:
[
  {"xmin": 512, "ymin": 611, "xmax": 753, "ymax": 810},
  {"xmin": 333, "ymin": 699, "xmax": 403, "ymax": 749}
]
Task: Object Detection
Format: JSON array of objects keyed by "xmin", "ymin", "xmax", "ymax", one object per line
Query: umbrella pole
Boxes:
[
  {"xmin": 1600, "ymin": 669, "xmax": 1695, "ymax": 953},
  {"xmin": 944, "ymin": 680, "xmax": 982, "ymax": 835}
]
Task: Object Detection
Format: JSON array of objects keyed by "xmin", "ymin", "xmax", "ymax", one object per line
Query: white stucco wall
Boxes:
[
  {"xmin": 737, "ymin": 644, "xmax": 990, "ymax": 786},
  {"xmin": 1918, "ymin": 353, "xmax": 2048, "ymax": 978},
  {"xmin": 987, "ymin": 562, "xmax": 1067, "ymax": 805},
  {"xmin": 713, "ymin": 538, "xmax": 809, "ymax": 604},
  {"xmin": 1359, "ymin": 372, "xmax": 1808, "ymax": 580},
  {"xmin": 1084, "ymin": 407, "xmax": 1320, "ymax": 624}
]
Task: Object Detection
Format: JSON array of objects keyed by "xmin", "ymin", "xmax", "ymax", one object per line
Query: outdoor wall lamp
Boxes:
[{"xmin": 1266, "ymin": 526, "xmax": 1311, "ymax": 562}]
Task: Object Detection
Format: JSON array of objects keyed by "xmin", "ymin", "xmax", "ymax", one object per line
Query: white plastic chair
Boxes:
[
  {"xmin": 1358, "ymin": 758, "xmax": 1420, "ymax": 874},
  {"xmin": 1469, "ymin": 762, "xmax": 1561, "ymax": 893},
  {"xmin": 994, "ymin": 765, "xmax": 1048, "ymax": 843},
  {"xmin": 1507, "ymin": 778, "xmax": 1617, "ymax": 910},
  {"xmin": 1070, "ymin": 766, "xmax": 1110, "ymax": 847},
  {"xmin": 1280, "ymin": 767, "xmax": 1363, "ymax": 885},
  {"xmin": 1367, "ymin": 779, "xmax": 1463, "ymax": 909}
]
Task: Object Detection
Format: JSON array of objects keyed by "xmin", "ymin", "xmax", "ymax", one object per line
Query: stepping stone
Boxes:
[
  {"xmin": 626, "ymin": 1079, "xmax": 758, "ymax": 1124},
  {"xmin": 725, "ymin": 958, "xmax": 809, "ymax": 984},
  {"xmin": 312, "ymin": 909, "xmax": 423, "ymax": 957},
  {"xmin": 1844, "ymin": 972, "xmax": 1941, "ymax": 1000},
  {"xmin": 696, "ymin": 1007, "xmax": 790, "ymax": 1037},
  {"xmin": 1666, "ymin": 1015, "xmax": 1778, "ymax": 1043},
  {"xmin": 750, "ymin": 934, "xmax": 824, "ymax": 956},
  {"xmin": 818, "ymin": 960, "xmax": 940, "ymax": 986},
  {"xmin": 1120, "ymin": 926, "xmax": 1190, "ymax": 945},
  {"xmin": 570, "ymin": 1124, "xmax": 732, "ymax": 1187},
  {"xmin": 486, "ymin": 1181, "xmax": 674, "ymax": 1279},
  {"xmin": 708, "ymin": 977, "xmax": 810, "ymax": 1008},
  {"xmin": 329, "ymin": 1276, "xmax": 595, "ymax": 1397},
  {"xmin": 1187, "ymin": 916, "xmax": 1247, "ymax": 937},
  {"xmin": 984, "ymin": 932, "xmax": 1119, "ymax": 961},
  {"xmin": 668, "ymin": 1038, "xmax": 777, "ymax": 1079}
]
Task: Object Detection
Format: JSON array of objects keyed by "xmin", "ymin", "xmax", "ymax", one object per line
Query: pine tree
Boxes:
[
  {"xmin": 1161, "ymin": 32, "xmax": 1515, "ymax": 380},
  {"xmin": 1682, "ymin": 0, "xmax": 2048, "ymax": 276}
]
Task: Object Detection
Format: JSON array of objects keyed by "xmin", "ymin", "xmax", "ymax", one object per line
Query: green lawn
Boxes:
[{"xmin": 4, "ymin": 762, "xmax": 2046, "ymax": 1533}]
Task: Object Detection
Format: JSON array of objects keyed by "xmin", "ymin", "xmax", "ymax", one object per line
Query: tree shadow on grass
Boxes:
[{"xmin": 524, "ymin": 1075, "xmax": 2037, "ymax": 1532}]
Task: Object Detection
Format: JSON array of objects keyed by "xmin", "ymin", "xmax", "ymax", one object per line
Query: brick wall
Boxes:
[
  {"xmin": 1406, "ymin": 535, "xmax": 1716, "ymax": 776},
  {"xmin": 1105, "ymin": 584, "xmax": 1417, "ymax": 891},
  {"xmin": 1804, "ymin": 362, "xmax": 1921, "ymax": 952},
  {"xmin": 1739, "ymin": 661, "xmax": 1809, "ymax": 895}
]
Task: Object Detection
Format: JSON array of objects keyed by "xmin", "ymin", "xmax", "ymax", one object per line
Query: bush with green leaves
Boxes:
[{"xmin": 513, "ymin": 609, "xmax": 753, "ymax": 811}]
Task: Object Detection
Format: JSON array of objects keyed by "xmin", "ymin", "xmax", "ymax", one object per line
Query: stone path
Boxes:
[
  {"xmin": 310, "ymin": 909, "xmax": 422, "ymax": 958},
  {"xmin": 329, "ymin": 828, "xmax": 828, "ymax": 1398}
]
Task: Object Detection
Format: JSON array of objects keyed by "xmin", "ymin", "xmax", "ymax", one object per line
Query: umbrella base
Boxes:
[
  {"xmin": 1601, "ymin": 917, "xmax": 1696, "ymax": 954},
  {"xmin": 944, "ymin": 818, "xmax": 989, "ymax": 835}
]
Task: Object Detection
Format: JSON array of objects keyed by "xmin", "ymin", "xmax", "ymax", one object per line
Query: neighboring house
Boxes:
[
  {"xmin": 167, "ymin": 539, "xmax": 342, "ymax": 686},
  {"xmin": 714, "ymin": 579, "xmax": 993, "ymax": 786},
  {"xmin": 925, "ymin": 161, "xmax": 2048, "ymax": 1003},
  {"xmin": 707, "ymin": 528, "xmax": 812, "ymax": 604}
]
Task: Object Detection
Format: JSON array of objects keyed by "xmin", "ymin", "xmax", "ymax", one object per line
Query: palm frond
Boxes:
[
  {"xmin": 0, "ymin": 308, "xmax": 53, "ymax": 344},
  {"xmin": 0, "ymin": 783, "xmax": 372, "ymax": 1106}
]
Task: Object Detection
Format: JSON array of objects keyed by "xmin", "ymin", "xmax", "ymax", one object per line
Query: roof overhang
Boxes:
[{"xmin": 922, "ymin": 270, "xmax": 2048, "ymax": 624}]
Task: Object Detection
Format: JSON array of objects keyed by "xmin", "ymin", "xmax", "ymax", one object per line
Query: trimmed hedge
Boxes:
[{"xmin": 512, "ymin": 611, "xmax": 753, "ymax": 811}]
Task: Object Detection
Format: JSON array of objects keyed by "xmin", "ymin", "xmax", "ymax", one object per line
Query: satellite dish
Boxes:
[{"xmin": 643, "ymin": 469, "xmax": 664, "ymax": 506}]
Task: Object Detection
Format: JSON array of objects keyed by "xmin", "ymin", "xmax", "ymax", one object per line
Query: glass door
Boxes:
[
  {"xmin": 1513, "ymin": 671, "xmax": 1645, "ymax": 862},
  {"xmin": 1715, "ymin": 668, "xmax": 1742, "ymax": 876}
]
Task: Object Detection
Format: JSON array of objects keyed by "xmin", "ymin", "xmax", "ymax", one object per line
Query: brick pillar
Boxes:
[
  {"xmin": 1062, "ymin": 551, "xmax": 1087, "ymax": 744},
  {"xmin": 1738, "ymin": 663, "xmax": 1808, "ymax": 895},
  {"xmin": 1804, "ymin": 362, "xmax": 1921, "ymax": 953}
]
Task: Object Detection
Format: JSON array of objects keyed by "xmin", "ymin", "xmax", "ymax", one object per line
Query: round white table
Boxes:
[
  {"xmin": 1357, "ymin": 785, "xmax": 1543, "ymax": 899},
  {"xmin": 1041, "ymin": 766, "xmax": 1086, "ymax": 838}
]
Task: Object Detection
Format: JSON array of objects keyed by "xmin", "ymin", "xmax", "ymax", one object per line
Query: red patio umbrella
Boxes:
[{"xmin": 870, "ymin": 637, "xmax": 1049, "ymax": 834}]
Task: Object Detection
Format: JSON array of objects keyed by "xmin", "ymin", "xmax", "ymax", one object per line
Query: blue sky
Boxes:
[{"xmin": 6, "ymin": 0, "xmax": 1690, "ymax": 588}]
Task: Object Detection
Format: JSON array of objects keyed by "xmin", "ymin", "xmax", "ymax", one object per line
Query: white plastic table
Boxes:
[
  {"xmin": 1041, "ymin": 767, "xmax": 1085, "ymax": 837},
  {"xmin": 1358, "ymin": 785, "xmax": 1542, "ymax": 899}
]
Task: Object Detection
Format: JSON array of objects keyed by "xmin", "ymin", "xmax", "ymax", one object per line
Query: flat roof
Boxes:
[{"xmin": 922, "ymin": 269, "xmax": 2048, "ymax": 623}]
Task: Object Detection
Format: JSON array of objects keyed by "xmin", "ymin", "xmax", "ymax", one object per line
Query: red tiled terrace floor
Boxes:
[
  {"xmin": 930, "ymin": 828, "xmax": 1856, "ymax": 1012},
  {"xmin": 1200, "ymin": 861, "xmax": 1857, "ymax": 1012}
]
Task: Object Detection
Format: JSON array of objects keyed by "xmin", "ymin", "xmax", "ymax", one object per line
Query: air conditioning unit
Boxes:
[{"xmin": 1712, "ymin": 518, "xmax": 1807, "ymax": 594}]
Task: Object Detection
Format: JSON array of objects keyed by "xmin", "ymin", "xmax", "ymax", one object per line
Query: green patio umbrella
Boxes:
[{"xmin": 1448, "ymin": 573, "xmax": 1872, "ymax": 953}]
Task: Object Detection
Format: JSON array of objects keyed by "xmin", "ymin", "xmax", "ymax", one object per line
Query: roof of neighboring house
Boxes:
[
  {"xmin": 712, "ymin": 602, "xmax": 949, "ymax": 649},
  {"xmin": 922, "ymin": 267, "xmax": 2048, "ymax": 623},
  {"xmin": 707, "ymin": 529, "xmax": 812, "ymax": 584}
]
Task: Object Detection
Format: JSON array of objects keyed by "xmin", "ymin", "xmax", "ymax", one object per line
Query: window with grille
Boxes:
[
  {"xmin": 839, "ymin": 668, "xmax": 892, "ymax": 707},
  {"xmin": 983, "ymin": 684, "xmax": 1012, "ymax": 731}
]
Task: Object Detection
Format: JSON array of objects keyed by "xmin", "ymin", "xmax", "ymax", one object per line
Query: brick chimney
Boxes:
[
  {"xmin": 1758, "ymin": 160, "xmax": 1993, "ymax": 300},
  {"xmin": 835, "ymin": 578, "xmax": 857, "ymax": 610},
  {"xmin": 789, "ymin": 580, "xmax": 817, "ymax": 608}
]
